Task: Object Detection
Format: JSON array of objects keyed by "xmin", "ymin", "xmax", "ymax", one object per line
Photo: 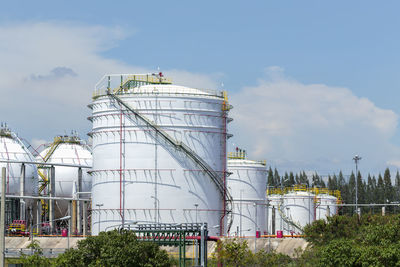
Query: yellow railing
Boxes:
[
  {"xmin": 227, "ymin": 151, "xmax": 246, "ymax": 159},
  {"xmin": 267, "ymin": 186, "xmax": 342, "ymax": 200}
]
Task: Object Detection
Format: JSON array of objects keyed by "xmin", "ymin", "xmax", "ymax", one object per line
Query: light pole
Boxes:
[
  {"xmin": 96, "ymin": 203, "xmax": 104, "ymax": 234},
  {"xmin": 353, "ymin": 155, "xmax": 362, "ymax": 215}
]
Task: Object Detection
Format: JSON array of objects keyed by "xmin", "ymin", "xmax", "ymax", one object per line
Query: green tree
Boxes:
[
  {"xmin": 211, "ymin": 238, "xmax": 254, "ymax": 267},
  {"xmin": 19, "ymin": 240, "xmax": 52, "ymax": 267},
  {"xmin": 377, "ymin": 174, "xmax": 385, "ymax": 204},
  {"xmin": 267, "ymin": 167, "xmax": 274, "ymax": 187},
  {"xmin": 273, "ymin": 169, "xmax": 280, "ymax": 188},
  {"xmin": 288, "ymin": 172, "xmax": 295, "ymax": 187},
  {"xmin": 54, "ymin": 229, "xmax": 171, "ymax": 267}
]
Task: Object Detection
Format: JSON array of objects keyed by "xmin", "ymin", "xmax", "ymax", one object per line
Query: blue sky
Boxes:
[{"xmin": 1, "ymin": 1, "xmax": 400, "ymax": 177}]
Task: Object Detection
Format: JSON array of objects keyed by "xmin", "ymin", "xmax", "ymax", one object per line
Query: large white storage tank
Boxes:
[
  {"xmin": 0, "ymin": 125, "xmax": 38, "ymax": 223},
  {"xmin": 266, "ymin": 194, "xmax": 283, "ymax": 235},
  {"xmin": 89, "ymin": 74, "xmax": 231, "ymax": 235},
  {"xmin": 282, "ymin": 191, "xmax": 315, "ymax": 234},
  {"xmin": 227, "ymin": 149, "xmax": 267, "ymax": 236},
  {"xmin": 316, "ymin": 194, "xmax": 338, "ymax": 220},
  {"xmin": 37, "ymin": 135, "xmax": 92, "ymax": 217}
]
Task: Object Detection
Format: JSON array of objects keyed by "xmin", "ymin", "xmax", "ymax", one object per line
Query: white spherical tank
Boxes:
[
  {"xmin": 282, "ymin": 191, "xmax": 315, "ymax": 234},
  {"xmin": 267, "ymin": 194, "xmax": 283, "ymax": 235},
  {"xmin": 37, "ymin": 136, "xmax": 92, "ymax": 217},
  {"xmin": 227, "ymin": 155, "xmax": 267, "ymax": 237},
  {"xmin": 0, "ymin": 127, "xmax": 38, "ymax": 196},
  {"xmin": 316, "ymin": 194, "xmax": 338, "ymax": 220},
  {"xmin": 90, "ymin": 74, "xmax": 230, "ymax": 236}
]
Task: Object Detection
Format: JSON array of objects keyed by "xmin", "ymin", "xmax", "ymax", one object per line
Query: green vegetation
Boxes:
[
  {"xmin": 15, "ymin": 230, "xmax": 172, "ymax": 267},
  {"xmin": 210, "ymin": 214, "xmax": 400, "ymax": 266},
  {"xmin": 209, "ymin": 238, "xmax": 292, "ymax": 267}
]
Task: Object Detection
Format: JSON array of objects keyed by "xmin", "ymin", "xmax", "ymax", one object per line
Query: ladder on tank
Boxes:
[
  {"xmin": 277, "ymin": 199, "xmax": 303, "ymax": 233},
  {"xmin": 107, "ymin": 90, "xmax": 234, "ymax": 232},
  {"xmin": 37, "ymin": 138, "xmax": 62, "ymax": 214}
]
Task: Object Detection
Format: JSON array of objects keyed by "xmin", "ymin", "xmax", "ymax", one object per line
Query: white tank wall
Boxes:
[
  {"xmin": 0, "ymin": 135, "xmax": 38, "ymax": 196},
  {"xmin": 227, "ymin": 159, "xmax": 266, "ymax": 236},
  {"xmin": 38, "ymin": 142, "xmax": 92, "ymax": 217},
  {"xmin": 267, "ymin": 195, "xmax": 283, "ymax": 235},
  {"xmin": 90, "ymin": 84, "xmax": 228, "ymax": 236},
  {"xmin": 316, "ymin": 194, "xmax": 338, "ymax": 220},
  {"xmin": 282, "ymin": 192, "xmax": 315, "ymax": 235}
]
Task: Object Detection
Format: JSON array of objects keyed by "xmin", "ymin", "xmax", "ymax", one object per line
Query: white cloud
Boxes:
[
  {"xmin": 229, "ymin": 68, "xmax": 400, "ymax": 174},
  {"xmin": 0, "ymin": 22, "xmax": 220, "ymax": 142}
]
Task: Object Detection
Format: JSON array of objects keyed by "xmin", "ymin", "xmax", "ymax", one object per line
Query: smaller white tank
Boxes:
[
  {"xmin": 37, "ymin": 135, "xmax": 92, "ymax": 217},
  {"xmin": 316, "ymin": 194, "xmax": 338, "ymax": 220},
  {"xmin": 282, "ymin": 191, "xmax": 315, "ymax": 235},
  {"xmin": 227, "ymin": 150, "xmax": 267, "ymax": 237}
]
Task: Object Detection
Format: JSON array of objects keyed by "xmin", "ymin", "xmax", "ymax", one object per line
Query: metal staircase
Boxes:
[
  {"xmin": 277, "ymin": 199, "xmax": 303, "ymax": 233},
  {"xmin": 108, "ymin": 91, "xmax": 233, "ymax": 232}
]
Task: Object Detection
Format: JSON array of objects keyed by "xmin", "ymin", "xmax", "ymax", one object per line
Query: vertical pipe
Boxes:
[
  {"xmin": 19, "ymin": 163, "xmax": 25, "ymax": 220},
  {"xmin": 82, "ymin": 201, "xmax": 87, "ymax": 236},
  {"xmin": 0, "ymin": 167, "xmax": 6, "ymax": 267},
  {"xmin": 36, "ymin": 200, "xmax": 41, "ymax": 234},
  {"xmin": 72, "ymin": 200, "xmax": 77, "ymax": 234},
  {"xmin": 272, "ymin": 207, "xmax": 276, "ymax": 235},
  {"xmin": 49, "ymin": 166, "xmax": 55, "ymax": 232},
  {"xmin": 77, "ymin": 168, "xmax": 82, "ymax": 234}
]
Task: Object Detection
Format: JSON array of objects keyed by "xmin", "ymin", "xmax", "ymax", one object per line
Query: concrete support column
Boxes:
[
  {"xmin": 49, "ymin": 166, "xmax": 55, "ymax": 232},
  {"xmin": 19, "ymin": 164, "xmax": 25, "ymax": 221},
  {"xmin": 36, "ymin": 200, "xmax": 42, "ymax": 234},
  {"xmin": 1, "ymin": 167, "xmax": 6, "ymax": 267},
  {"xmin": 77, "ymin": 168, "xmax": 82, "ymax": 234},
  {"xmin": 82, "ymin": 201, "xmax": 87, "ymax": 236}
]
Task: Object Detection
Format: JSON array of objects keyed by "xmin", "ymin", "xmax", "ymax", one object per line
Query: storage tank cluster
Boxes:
[
  {"xmin": 2, "ymin": 73, "xmax": 341, "ymax": 238},
  {"xmin": 267, "ymin": 186, "xmax": 340, "ymax": 235}
]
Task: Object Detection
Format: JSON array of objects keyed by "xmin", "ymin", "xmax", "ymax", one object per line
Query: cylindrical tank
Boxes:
[
  {"xmin": 89, "ymin": 74, "xmax": 230, "ymax": 235},
  {"xmin": 227, "ymin": 156, "xmax": 267, "ymax": 237},
  {"xmin": 267, "ymin": 194, "xmax": 283, "ymax": 235},
  {"xmin": 316, "ymin": 194, "xmax": 338, "ymax": 220},
  {"xmin": 0, "ymin": 126, "xmax": 38, "ymax": 224},
  {"xmin": 37, "ymin": 135, "xmax": 92, "ymax": 217},
  {"xmin": 282, "ymin": 191, "xmax": 315, "ymax": 234}
]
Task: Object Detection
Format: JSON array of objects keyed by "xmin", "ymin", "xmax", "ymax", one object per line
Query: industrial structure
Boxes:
[
  {"xmin": 0, "ymin": 125, "xmax": 38, "ymax": 226},
  {"xmin": 227, "ymin": 148, "xmax": 267, "ymax": 237},
  {"xmin": 0, "ymin": 73, "xmax": 344, "ymax": 264},
  {"xmin": 36, "ymin": 134, "xmax": 92, "ymax": 234},
  {"xmin": 267, "ymin": 186, "xmax": 341, "ymax": 235},
  {"xmin": 89, "ymin": 73, "xmax": 233, "ymax": 236}
]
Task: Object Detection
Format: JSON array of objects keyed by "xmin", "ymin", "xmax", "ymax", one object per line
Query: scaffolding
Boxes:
[{"xmin": 126, "ymin": 223, "xmax": 209, "ymax": 267}]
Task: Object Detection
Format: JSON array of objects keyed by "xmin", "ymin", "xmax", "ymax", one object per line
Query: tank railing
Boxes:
[
  {"xmin": 93, "ymin": 74, "xmax": 223, "ymax": 99},
  {"xmin": 107, "ymin": 92, "xmax": 233, "ymax": 230},
  {"xmin": 266, "ymin": 186, "xmax": 342, "ymax": 201},
  {"xmin": 277, "ymin": 199, "xmax": 303, "ymax": 233}
]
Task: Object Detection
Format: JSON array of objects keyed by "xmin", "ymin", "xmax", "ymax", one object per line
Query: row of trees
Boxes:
[{"xmin": 267, "ymin": 167, "xmax": 400, "ymax": 213}]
